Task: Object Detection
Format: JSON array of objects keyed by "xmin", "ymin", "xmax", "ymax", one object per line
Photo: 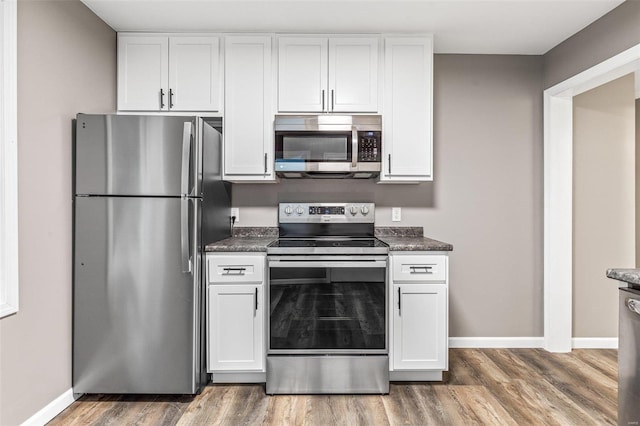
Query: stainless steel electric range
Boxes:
[{"xmin": 266, "ymin": 203, "xmax": 389, "ymax": 394}]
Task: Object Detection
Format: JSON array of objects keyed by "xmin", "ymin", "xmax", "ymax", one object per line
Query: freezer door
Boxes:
[
  {"xmin": 75, "ymin": 114, "xmax": 199, "ymax": 197},
  {"xmin": 73, "ymin": 196, "xmax": 203, "ymax": 394}
]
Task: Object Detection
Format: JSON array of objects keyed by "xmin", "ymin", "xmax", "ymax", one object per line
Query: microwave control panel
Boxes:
[{"xmin": 358, "ymin": 131, "xmax": 382, "ymax": 162}]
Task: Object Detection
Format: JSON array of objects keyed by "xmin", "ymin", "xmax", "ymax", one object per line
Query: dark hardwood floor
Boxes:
[{"xmin": 48, "ymin": 348, "xmax": 618, "ymax": 425}]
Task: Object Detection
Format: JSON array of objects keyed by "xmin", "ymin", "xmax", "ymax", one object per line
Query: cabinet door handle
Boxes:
[
  {"xmin": 264, "ymin": 153, "xmax": 268, "ymax": 174},
  {"xmin": 321, "ymin": 89, "xmax": 325, "ymax": 112},
  {"xmin": 388, "ymin": 154, "xmax": 391, "ymax": 174},
  {"xmin": 169, "ymin": 88, "xmax": 174, "ymax": 109},
  {"xmin": 160, "ymin": 88, "xmax": 165, "ymax": 109},
  {"xmin": 331, "ymin": 89, "xmax": 334, "ymax": 111},
  {"xmin": 398, "ymin": 287, "xmax": 401, "ymax": 315},
  {"xmin": 255, "ymin": 287, "xmax": 259, "ymax": 312}
]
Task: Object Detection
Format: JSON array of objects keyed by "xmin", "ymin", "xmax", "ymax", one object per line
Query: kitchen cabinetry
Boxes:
[
  {"xmin": 381, "ymin": 36, "xmax": 433, "ymax": 182},
  {"xmin": 207, "ymin": 254, "xmax": 265, "ymax": 373},
  {"xmin": 390, "ymin": 253, "xmax": 448, "ymax": 376},
  {"xmin": 223, "ymin": 35, "xmax": 275, "ymax": 181},
  {"xmin": 277, "ymin": 36, "xmax": 379, "ymax": 113},
  {"xmin": 117, "ymin": 34, "xmax": 221, "ymax": 112}
]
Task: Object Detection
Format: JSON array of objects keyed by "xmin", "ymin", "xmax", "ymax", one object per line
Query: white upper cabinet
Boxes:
[
  {"xmin": 118, "ymin": 36, "xmax": 169, "ymax": 111},
  {"xmin": 381, "ymin": 36, "xmax": 433, "ymax": 181},
  {"xmin": 223, "ymin": 35, "xmax": 275, "ymax": 181},
  {"xmin": 117, "ymin": 34, "xmax": 221, "ymax": 112},
  {"xmin": 169, "ymin": 37, "xmax": 220, "ymax": 111},
  {"xmin": 277, "ymin": 36, "xmax": 379, "ymax": 113}
]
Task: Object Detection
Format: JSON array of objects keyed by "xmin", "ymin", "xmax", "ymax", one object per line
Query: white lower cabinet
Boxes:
[
  {"xmin": 390, "ymin": 253, "xmax": 449, "ymax": 376},
  {"xmin": 207, "ymin": 254, "xmax": 265, "ymax": 374},
  {"xmin": 208, "ymin": 284, "xmax": 264, "ymax": 371},
  {"xmin": 392, "ymin": 284, "xmax": 447, "ymax": 370}
]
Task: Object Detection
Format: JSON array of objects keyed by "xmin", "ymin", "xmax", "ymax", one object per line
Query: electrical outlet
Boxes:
[
  {"xmin": 392, "ymin": 207, "xmax": 402, "ymax": 222},
  {"xmin": 231, "ymin": 208, "xmax": 239, "ymax": 223}
]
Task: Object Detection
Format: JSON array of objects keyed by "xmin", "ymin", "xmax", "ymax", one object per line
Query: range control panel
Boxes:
[{"xmin": 278, "ymin": 203, "xmax": 375, "ymax": 223}]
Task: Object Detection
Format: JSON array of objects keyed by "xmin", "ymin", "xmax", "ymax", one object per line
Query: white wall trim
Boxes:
[
  {"xmin": 571, "ymin": 337, "xmax": 619, "ymax": 349},
  {"xmin": 20, "ymin": 389, "xmax": 78, "ymax": 426},
  {"xmin": 544, "ymin": 43, "xmax": 640, "ymax": 353},
  {"xmin": 0, "ymin": 0, "xmax": 19, "ymax": 318},
  {"xmin": 449, "ymin": 337, "xmax": 544, "ymax": 349}
]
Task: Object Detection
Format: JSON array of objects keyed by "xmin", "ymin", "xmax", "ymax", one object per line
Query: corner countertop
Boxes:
[
  {"xmin": 205, "ymin": 226, "xmax": 453, "ymax": 253},
  {"xmin": 606, "ymin": 268, "xmax": 640, "ymax": 287}
]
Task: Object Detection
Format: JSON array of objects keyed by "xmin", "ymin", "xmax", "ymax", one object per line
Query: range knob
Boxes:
[
  {"xmin": 284, "ymin": 205, "xmax": 293, "ymax": 215},
  {"xmin": 361, "ymin": 206, "xmax": 370, "ymax": 215},
  {"xmin": 349, "ymin": 206, "xmax": 359, "ymax": 216},
  {"xmin": 296, "ymin": 206, "xmax": 305, "ymax": 215}
]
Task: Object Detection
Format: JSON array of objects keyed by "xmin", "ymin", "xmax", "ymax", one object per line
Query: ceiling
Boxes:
[{"xmin": 81, "ymin": 0, "xmax": 625, "ymax": 54}]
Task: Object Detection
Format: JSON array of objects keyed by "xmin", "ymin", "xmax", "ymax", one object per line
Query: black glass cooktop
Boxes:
[
  {"xmin": 267, "ymin": 237, "xmax": 389, "ymax": 255},
  {"xmin": 268, "ymin": 238, "xmax": 386, "ymax": 248}
]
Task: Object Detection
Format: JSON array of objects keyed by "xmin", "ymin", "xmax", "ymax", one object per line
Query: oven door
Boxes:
[{"xmin": 268, "ymin": 256, "xmax": 388, "ymax": 355}]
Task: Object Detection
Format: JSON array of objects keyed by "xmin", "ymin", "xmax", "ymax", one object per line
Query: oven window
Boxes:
[
  {"xmin": 279, "ymin": 135, "xmax": 350, "ymax": 162},
  {"xmin": 269, "ymin": 266, "xmax": 385, "ymax": 351}
]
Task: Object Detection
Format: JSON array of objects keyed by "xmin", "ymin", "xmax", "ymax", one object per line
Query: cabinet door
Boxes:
[
  {"xmin": 169, "ymin": 36, "xmax": 220, "ymax": 111},
  {"xmin": 328, "ymin": 37, "xmax": 378, "ymax": 112},
  {"xmin": 208, "ymin": 285, "xmax": 264, "ymax": 371},
  {"xmin": 393, "ymin": 284, "xmax": 447, "ymax": 370},
  {"xmin": 382, "ymin": 37, "xmax": 433, "ymax": 181},
  {"xmin": 277, "ymin": 37, "xmax": 328, "ymax": 112},
  {"xmin": 224, "ymin": 36, "xmax": 274, "ymax": 180},
  {"xmin": 118, "ymin": 36, "xmax": 168, "ymax": 111}
]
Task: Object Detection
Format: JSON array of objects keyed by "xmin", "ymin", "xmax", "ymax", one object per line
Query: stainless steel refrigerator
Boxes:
[{"xmin": 73, "ymin": 114, "xmax": 231, "ymax": 394}]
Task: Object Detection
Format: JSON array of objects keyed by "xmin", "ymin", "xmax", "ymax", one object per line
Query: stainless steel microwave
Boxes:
[{"xmin": 274, "ymin": 115, "xmax": 382, "ymax": 178}]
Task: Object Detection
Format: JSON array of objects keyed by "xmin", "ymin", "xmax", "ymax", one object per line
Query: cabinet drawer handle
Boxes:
[
  {"xmin": 160, "ymin": 88, "xmax": 165, "ymax": 109},
  {"xmin": 222, "ymin": 267, "xmax": 246, "ymax": 275},
  {"xmin": 409, "ymin": 266, "xmax": 433, "ymax": 274},
  {"xmin": 388, "ymin": 154, "xmax": 391, "ymax": 174},
  {"xmin": 398, "ymin": 287, "xmax": 401, "ymax": 315},
  {"xmin": 264, "ymin": 153, "xmax": 268, "ymax": 174},
  {"xmin": 322, "ymin": 89, "xmax": 325, "ymax": 112},
  {"xmin": 331, "ymin": 89, "xmax": 334, "ymax": 111},
  {"xmin": 169, "ymin": 88, "xmax": 174, "ymax": 109}
]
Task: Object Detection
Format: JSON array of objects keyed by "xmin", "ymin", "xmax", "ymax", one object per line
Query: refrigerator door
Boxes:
[
  {"xmin": 75, "ymin": 114, "xmax": 199, "ymax": 197},
  {"xmin": 73, "ymin": 196, "xmax": 203, "ymax": 394},
  {"xmin": 202, "ymin": 118, "xmax": 232, "ymax": 244}
]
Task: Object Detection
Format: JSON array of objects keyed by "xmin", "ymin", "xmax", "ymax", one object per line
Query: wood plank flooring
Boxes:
[{"xmin": 48, "ymin": 349, "xmax": 618, "ymax": 425}]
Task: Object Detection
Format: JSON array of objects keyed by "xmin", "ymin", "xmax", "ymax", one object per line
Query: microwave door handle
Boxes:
[{"xmin": 351, "ymin": 127, "xmax": 358, "ymax": 168}]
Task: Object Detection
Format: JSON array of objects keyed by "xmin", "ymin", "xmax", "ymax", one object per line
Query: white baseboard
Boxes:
[
  {"xmin": 571, "ymin": 337, "xmax": 619, "ymax": 349},
  {"xmin": 21, "ymin": 388, "xmax": 77, "ymax": 426},
  {"xmin": 449, "ymin": 337, "xmax": 544, "ymax": 348}
]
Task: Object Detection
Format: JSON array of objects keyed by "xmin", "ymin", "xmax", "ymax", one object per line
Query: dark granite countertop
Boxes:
[
  {"xmin": 606, "ymin": 269, "xmax": 640, "ymax": 287},
  {"xmin": 205, "ymin": 226, "xmax": 453, "ymax": 253},
  {"xmin": 204, "ymin": 227, "xmax": 277, "ymax": 252},
  {"xmin": 375, "ymin": 227, "xmax": 453, "ymax": 252}
]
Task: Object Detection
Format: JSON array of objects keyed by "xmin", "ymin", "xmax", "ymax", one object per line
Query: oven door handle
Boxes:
[{"xmin": 269, "ymin": 260, "xmax": 387, "ymax": 268}]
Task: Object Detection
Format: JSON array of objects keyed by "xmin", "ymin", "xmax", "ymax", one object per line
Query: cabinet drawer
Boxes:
[
  {"xmin": 208, "ymin": 255, "xmax": 265, "ymax": 284},
  {"xmin": 392, "ymin": 255, "xmax": 446, "ymax": 282}
]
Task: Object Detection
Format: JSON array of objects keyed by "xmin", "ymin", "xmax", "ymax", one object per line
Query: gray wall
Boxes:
[
  {"xmin": 543, "ymin": 0, "xmax": 640, "ymax": 89},
  {"xmin": 234, "ymin": 54, "xmax": 544, "ymax": 338},
  {"xmin": 572, "ymin": 74, "xmax": 636, "ymax": 338},
  {"xmin": 0, "ymin": 2, "xmax": 115, "ymax": 424}
]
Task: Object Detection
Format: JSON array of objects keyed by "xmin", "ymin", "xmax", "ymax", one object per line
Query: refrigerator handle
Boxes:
[
  {"xmin": 181, "ymin": 122, "xmax": 193, "ymax": 196},
  {"xmin": 181, "ymin": 198, "xmax": 192, "ymax": 273}
]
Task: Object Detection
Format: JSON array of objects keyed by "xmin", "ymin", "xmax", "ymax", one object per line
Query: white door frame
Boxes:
[{"xmin": 544, "ymin": 44, "xmax": 640, "ymax": 352}]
